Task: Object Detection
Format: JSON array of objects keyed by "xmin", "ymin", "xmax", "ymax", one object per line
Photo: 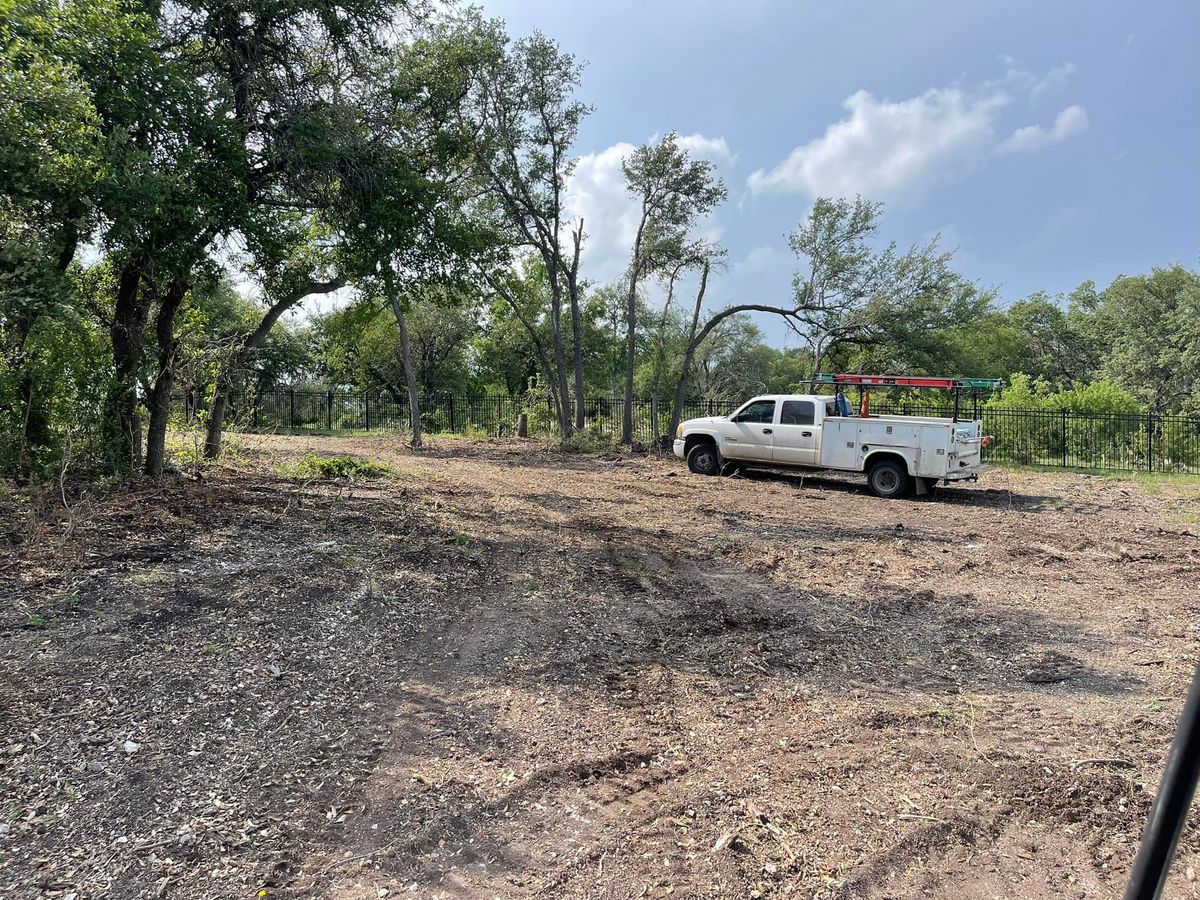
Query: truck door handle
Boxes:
[
  {"xmin": 802, "ymin": 431, "xmax": 812, "ymax": 437},
  {"xmin": 762, "ymin": 428, "xmax": 773, "ymax": 434}
]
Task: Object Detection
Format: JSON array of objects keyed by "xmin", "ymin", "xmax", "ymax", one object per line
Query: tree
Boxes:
[
  {"xmin": 620, "ymin": 133, "xmax": 727, "ymax": 443},
  {"xmin": 667, "ymin": 197, "xmax": 970, "ymax": 433},
  {"xmin": 0, "ymin": 0, "xmax": 106, "ymax": 477},
  {"xmin": 1092, "ymin": 266, "xmax": 1200, "ymax": 413},
  {"xmin": 458, "ymin": 17, "xmax": 591, "ymax": 435},
  {"xmin": 200, "ymin": 8, "xmax": 503, "ymax": 459}
]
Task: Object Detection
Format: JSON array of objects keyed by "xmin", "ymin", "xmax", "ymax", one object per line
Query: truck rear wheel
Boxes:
[
  {"xmin": 687, "ymin": 442, "xmax": 721, "ymax": 476},
  {"xmin": 867, "ymin": 459, "xmax": 911, "ymax": 499}
]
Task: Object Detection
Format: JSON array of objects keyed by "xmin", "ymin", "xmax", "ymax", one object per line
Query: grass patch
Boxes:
[
  {"xmin": 989, "ymin": 461, "xmax": 1200, "ymax": 483},
  {"xmin": 280, "ymin": 453, "xmax": 391, "ymax": 481}
]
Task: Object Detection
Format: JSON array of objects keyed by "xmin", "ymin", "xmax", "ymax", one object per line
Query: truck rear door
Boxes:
[{"xmin": 772, "ymin": 399, "xmax": 819, "ymax": 466}]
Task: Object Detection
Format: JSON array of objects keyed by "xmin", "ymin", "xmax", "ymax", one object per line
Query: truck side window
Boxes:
[
  {"xmin": 780, "ymin": 400, "xmax": 815, "ymax": 425},
  {"xmin": 733, "ymin": 400, "xmax": 775, "ymax": 423}
]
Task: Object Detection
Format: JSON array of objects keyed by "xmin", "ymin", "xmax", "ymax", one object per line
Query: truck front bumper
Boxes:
[{"xmin": 672, "ymin": 439, "xmax": 686, "ymax": 459}]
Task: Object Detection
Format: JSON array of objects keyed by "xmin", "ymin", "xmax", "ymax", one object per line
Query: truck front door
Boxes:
[
  {"xmin": 722, "ymin": 399, "xmax": 776, "ymax": 461},
  {"xmin": 772, "ymin": 399, "xmax": 820, "ymax": 466}
]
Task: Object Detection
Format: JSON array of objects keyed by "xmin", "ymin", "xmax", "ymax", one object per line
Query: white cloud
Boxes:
[
  {"xmin": 565, "ymin": 134, "xmax": 731, "ymax": 285},
  {"xmin": 1030, "ymin": 62, "xmax": 1078, "ymax": 101},
  {"xmin": 748, "ymin": 66, "xmax": 1089, "ymax": 201},
  {"xmin": 734, "ymin": 244, "xmax": 782, "ymax": 274},
  {"xmin": 747, "ymin": 87, "xmax": 1006, "ymax": 199},
  {"xmin": 677, "ymin": 133, "xmax": 735, "ymax": 164},
  {"xmin": 999, "ymin": 105, "xmax": 1090, "ymax": 154},
  {"xmin": 563, "ymin": 142, "xmax": 641, "ymax": 284}
]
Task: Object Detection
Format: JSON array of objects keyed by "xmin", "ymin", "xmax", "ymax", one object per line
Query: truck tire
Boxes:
[
  {"xmin": 867, "ymin": 459, "xmax": 911, "ymax": 499},
  {"xmin": 687, "ymin": 442, "xmax": 721, "ymax": 476}
]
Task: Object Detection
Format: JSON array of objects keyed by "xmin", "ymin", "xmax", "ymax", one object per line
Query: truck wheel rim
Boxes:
[
  {"xmin": 697, "ymin": 451, "xmax": 714, "ymax": 469},
  {"xmin": 876, "ymin": 469, "xmax": 898, "ymax": 491}
]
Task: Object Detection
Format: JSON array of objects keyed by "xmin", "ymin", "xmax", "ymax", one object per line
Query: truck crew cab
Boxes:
[{"xmin": 672, "ymin": 375, "xmax": 997, "ymax": 498}]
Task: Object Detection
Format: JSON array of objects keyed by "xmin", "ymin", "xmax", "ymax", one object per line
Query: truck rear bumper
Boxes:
[
  {"xmin": 672, "ymin": 439, "xmax": 686, "ymax": 459},
  {"xmin": 943, "ymin": 464, "xmax": 988, "ymax": 481}
]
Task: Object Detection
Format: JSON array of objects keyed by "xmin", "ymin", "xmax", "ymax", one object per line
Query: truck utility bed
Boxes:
[{"xmin": 819, "ymin": 415, "xmax": 986, "ymax": 480}]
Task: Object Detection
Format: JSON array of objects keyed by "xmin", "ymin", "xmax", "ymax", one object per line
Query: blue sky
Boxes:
[{"xmin": 480, "ymin": 0, "xmax": 1199, "ymax": 346}]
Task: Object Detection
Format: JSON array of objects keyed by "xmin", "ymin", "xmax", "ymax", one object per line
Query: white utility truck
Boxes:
[{"xmin": 672, "ymin": 374, "xmax": 997, "ymax": 499}]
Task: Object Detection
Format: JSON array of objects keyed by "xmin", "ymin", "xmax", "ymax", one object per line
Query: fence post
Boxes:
[
  {"xmin": 1148, "ymin": 411, "xmax": 1155, "ymax": 473},
  {"xmin": 365, "ymin": 393, "xmax": 371, "ymax": 430},
  {"xmin": 326, "ymin": 390, "xmax": 333, "ymax": 430},
  {"xmin": 448, "ymin": 395, "xmax": 456, "ymax": 432},
  {"xmin": 1060, "ymin": 408, "xmax": 1068, "ymax": 467},
  {"xmin": 289, "ymin": 388, "xmax": 295, "ymax": 430}
]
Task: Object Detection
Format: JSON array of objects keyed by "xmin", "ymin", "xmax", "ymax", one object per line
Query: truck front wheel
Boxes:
[
  {"xmin": 867, "ymin": 459, "xmax": 911, "ymax": 499},
  {"xmin": 687, "ymin": 443, "xmax": 721, "ymax": 476}
]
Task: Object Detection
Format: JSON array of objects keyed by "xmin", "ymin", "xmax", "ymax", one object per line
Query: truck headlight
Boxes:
[{"xmin": 675, "ymin": 423, "xmax": 683, "ymax": 439}]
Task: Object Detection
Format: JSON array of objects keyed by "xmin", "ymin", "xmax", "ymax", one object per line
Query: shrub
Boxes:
[
  {"xmin": 559, "ymin": 426, "xmax": 615, "ymax": 453},
  {"xmin": 280, "ymin": 453, "xmax": 390, "ymax": 481}
]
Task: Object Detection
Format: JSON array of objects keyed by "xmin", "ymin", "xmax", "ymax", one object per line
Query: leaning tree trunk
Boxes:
[
  {"xmin": 389, "ymin": 298, "xmax": 423, "ymax": 449},
  {"xmin": 202, "ymin": 277, "xmax": 345, "ymax": 459},
  {"xmin": 203, "ymin": 373, "xmax": 232, "ymax": 459},
  {"xmin": 144, "ymin": 279, "xmax": 189, "ymax": 478},
  {"xmin": 101, "ymin": 260, "xmax": 146, "ymax": 474}
]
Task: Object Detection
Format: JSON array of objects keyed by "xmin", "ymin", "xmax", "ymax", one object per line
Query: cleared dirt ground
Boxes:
[{"xmin": 2, "ymin": 434, "xmax": 1200, "ymax": 900}]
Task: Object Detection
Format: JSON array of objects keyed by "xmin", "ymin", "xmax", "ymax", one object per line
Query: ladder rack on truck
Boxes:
[{"xmin": 812, "ymin": 373, "xmax": 1004, "ymax": 420}]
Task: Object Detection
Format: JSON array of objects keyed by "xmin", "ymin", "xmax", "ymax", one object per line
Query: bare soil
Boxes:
[{"xmin": 2, "ymin": 434, "xmax": 1199, "ymax": 900}]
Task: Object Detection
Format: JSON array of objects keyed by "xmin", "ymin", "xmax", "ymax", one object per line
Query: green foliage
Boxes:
[
  {"xmin": 987, "ymin": 373, "xmax": 1140, "ymax": 414},
  {"xmin": 1091, "ymin": 266, "xmax": 1200, "ymax": 414},
  {"xmin": 312, "ymin": 287, "xmax": 480, "ymax": 396},
  {"xmin": 559, "ymin": 426, "xmax": 616, "ymax": 453},
  {"xmin": 281, "ymin": 453, "xmax": 390, "ymax": 481}
]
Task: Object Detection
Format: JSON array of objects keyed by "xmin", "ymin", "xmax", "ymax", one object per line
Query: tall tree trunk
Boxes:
[
  {"xmin": 14, "ymin": 366, "xmax": 50, "ymax": 482},
  {"xmin": 102, "ymin": 260, "xmax": 146, "ymax": 474},
  {"xmin": 649, "ymin": 264, "xmax": 685, "ymax": 446},
  {"xmin": 621, "ymin": 216, "xmax": 649, "ymax": 445},
  {"xmin": 622, "ymin": 277, "xmax": 638, "ymax": 445},
  {"xmin": 389, "ymin": 297, "xmax": 422, "ymax": 449},
  {"xmin": 9, "ymin": 218, "xmax": 81, "ymax": 480},
  {"xmin": 549, "ymin": 283, "xmax": 573, "ymax": 437},
  {"xmin": 7, "ymin": 314, "xmax": 48, "ymax": 482},
  {"xmin": 568, "ymin": 221, "xmax": 586, "ymax": 432},
  {"xmin": 668, "ymin": 262, "xmax": 710, "ymax": 439},
  {"xmin": 144, "ymin": 278, "xmax": 190, "ymax": 478}
]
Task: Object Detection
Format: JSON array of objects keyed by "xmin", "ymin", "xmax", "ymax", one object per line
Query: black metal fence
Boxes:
[
  {"xmin": 177, "ymin": 390, "xmax": 740, "ymax": 444},
  {"xmin": 871, "ymin": 402, "xmax": 1200, "ymax": 474},
  {"xmin": 175, "ymin": 390, "xmax": 1200, "ymax": 475}
]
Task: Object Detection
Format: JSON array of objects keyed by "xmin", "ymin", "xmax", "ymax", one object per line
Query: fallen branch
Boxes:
[{"xmin": 1070, "ymin": 757, "xmax": 1135, "ymax": 770}]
